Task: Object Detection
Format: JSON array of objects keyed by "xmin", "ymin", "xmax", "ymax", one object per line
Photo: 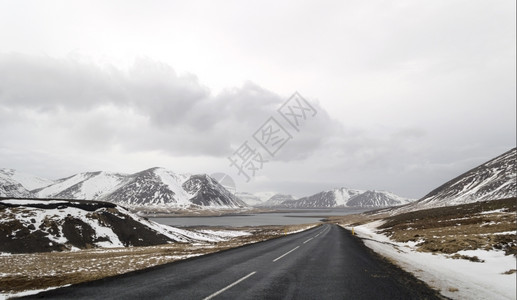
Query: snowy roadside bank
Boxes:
[{"xmin": 343, "ymin": 222, "xmax": 516, "ymax": 300}]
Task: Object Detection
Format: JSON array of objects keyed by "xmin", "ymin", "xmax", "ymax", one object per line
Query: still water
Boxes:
[{"xmin": 151, "ymin": 208, "xmax": 370, "ymax": 227}]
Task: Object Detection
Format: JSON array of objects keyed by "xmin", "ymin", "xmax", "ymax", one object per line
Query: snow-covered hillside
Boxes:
[
  {"xmin": 0, "ymin": 169, "xmax": 54, "ymax": 198},
  {"xmin": 235, "ymin": 192, "xmax": 298, "ymax": 207},
  {"xmin": 1, "ymin": 168, "xmax": 247, "ymax": 209},
  {"xmin": 235, "ymin": 192, "xmax": 265, "ymax": 206},
  {"xmin": 258, "ymin": 194, "xmax": 297, "ymax": 207},
  {"xmin": 401, "ymin": 148, "xmax": 516, "ymax": 211},
  {"xmin": 0, "ymin": 198, "xmax": 249, "ymax": 254},
  {"xmin": 277, "ymin": 188, "xmax": 412, "ymax": 208},
  {"xmin": 36, "ymin": 171, "xmax": 126, "ymax": 200},
  {"xmin": 0, "ymin": 168, "xmax": 54, "ymax": 191},
  {"xmin": 0, "ymin": 176, "xmax": 32, "ymax": 198}
]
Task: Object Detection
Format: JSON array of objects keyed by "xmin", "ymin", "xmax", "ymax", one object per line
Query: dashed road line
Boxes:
[
  {"xmin": 202, "ymin": 271, "xmax": 257, "ymax": 300},
  {"xmin": 315, "ymin": 226, "xmax": 330, "ymax": 238},
  {"xmin": 273, "ymin": 246, "xmax": 300, "ymax": 262},
  {"xmin": 303, "ymin": 237, "xmax": 314, "ymax": 244}
]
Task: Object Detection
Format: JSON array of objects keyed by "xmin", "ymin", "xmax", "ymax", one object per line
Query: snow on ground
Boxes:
[
  {"xmin": 0, "ymin": 285, "xmax": 71, "ymax": 300},
  {"xmin": 196, "ymin": 229, "xmax": 251, "ymax": 238},
  {"xmin": 0, "ymin": 199, "xmax": 69, "ymax": 205},
  {"xmin": 345, "ymin": 222, "xmax": 516, "ymax": 300},
  {"xmin": 2, "ymin": 201, "xmax": 126, "ymax": 248},
  {"xmin": 284, "ymin": 224, "xmax": 319, "ymax": 235},
  {"xmin": 1, "ymin": 199, "xmax": 253, "ymax": 249},
  {"xmin": 479, "ymin": 208, "xmax": 509, "ymax": 214}
]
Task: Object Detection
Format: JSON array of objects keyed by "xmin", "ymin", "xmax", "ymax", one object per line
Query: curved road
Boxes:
[{"xmin": 26, "ymin": 224, "xmax": 442, "ymax": 299}]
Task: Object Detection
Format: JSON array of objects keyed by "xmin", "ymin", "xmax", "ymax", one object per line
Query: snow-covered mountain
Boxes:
[
  {"xmin": 182, "ymin": 174, "xmax": 247, "ymax": 207},
  {"xmin": 0, "ymin": 174, "xmax": 32, "ymax": 198},
  {"xmin": 402, "ymin": 148, "xmax": 516, "ymax": 211},
  {"xmin": 277, "ymin": 188, "xmax": 412, "ymax": 208},
  {"xmin": 0, "ymin": 168, "xmax": 54, "ymax": 198},
  {"xmin": 0, "ymin": 198, "xmax": 249, "ymax": 253},
  {"xmin": 258, "ymin": 194, "xmax": 297, "ymax": 207},
  {"xmin": 98, "ymin": 168, "xmax": 194, "ymax": 207},
  {"xmin": 36, "ymin": 171, "xmax": 127, "ymax": 200},
  {"xmin": 4, "ymin": 168, "xmax": 247, "ymax": 209},
  {"xmin": 0, "ymin": 168, "xmax": 54, "ymax": 191},
  {"xmin": 235, "ymin": 192, "xmax": 293, "ymax": 207},
  {"xmin": 235, "ymin": 192, "xmax": 264, "ymax": 206}
]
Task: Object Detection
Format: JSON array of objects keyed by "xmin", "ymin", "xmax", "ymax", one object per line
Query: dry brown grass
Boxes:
[
  {"xmin": 326, "ymin": 198, "xmax": 516, "ymax": 259},
  {"xmin": 325, "ymin": 212, "xmax": 389, "ymax": 227},
  {"xmin": 377, "ymin": 198, "xmax": 517, "ymax": 256},
  {"xmin": 0, "ymin": 223, "xmax": 318, "ymax": 295}
]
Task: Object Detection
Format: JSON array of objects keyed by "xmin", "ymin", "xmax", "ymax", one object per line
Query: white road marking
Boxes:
[
  {"xmin": 273, "ymin": 246, "xmax": 300, "ymax": 262},
  {"xmin": 314, "ymin": 226, "xmax": 330, "ymax": 238},
  {"xmin": 303, "ymin": 237, "xmax": 314, "ymax": 244},
  {"xmin": 202, "ymin": 271, "xmax": 257, "ymax": 300}
]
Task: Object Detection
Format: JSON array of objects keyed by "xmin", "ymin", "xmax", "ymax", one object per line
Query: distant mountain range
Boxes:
[
  {"xmin": 395, "ymin": 148, "xmax": 516, "ymax": 212},
  {"xmin": 237, "ymin": 189, "xmax": 412, "ymax": 208},
  {"xmin": 5, "ymin": 148, "xmax": 512, "ymax": 211},
  {"xmin": 0, "ymin": 168, "xmax": 247, "ymax": 209},
  {"xmin": 259, "ymin": 194, "xmax": 297, "ymax": 207},
  {"xmin": 0, "ymin": 167, "xmax": 413, "ymax": 209},
  {"xmin": 276, "ymin": 188, "xmax": 412, "ymax": 208},
  {"xmin": 235, "ymin": 192, "xmax": 275, "ymax": 206}
]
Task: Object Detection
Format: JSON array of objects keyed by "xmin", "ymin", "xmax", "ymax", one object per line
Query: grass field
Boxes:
[{"xmin": 330, "ymin": 198, "xmax": 516, "ymax": 258}]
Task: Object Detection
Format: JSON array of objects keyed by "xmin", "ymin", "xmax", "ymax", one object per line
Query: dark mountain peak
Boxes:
[
  {"xmin": 416, "ymin": 148, "xmax": 516, "ymax": 207},
  {"xmin": 183, "ymin": 174, "xmax": 246, "ymax": 207}
]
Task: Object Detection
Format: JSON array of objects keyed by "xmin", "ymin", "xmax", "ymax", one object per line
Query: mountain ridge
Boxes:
[
  {"xmin": 276, "ymin": 188, "xmax": 412, "ymax": 208},
  {"xmin": 410, "ymin": 148, "xmax": 516, "ymax": 210},
  {"xmin": 1, "ymin": 168, "xmax": 247, "ymax": 209},
  {"xmin": 383, "ymin": 148, "xmax": 517, "ymax": 214}
]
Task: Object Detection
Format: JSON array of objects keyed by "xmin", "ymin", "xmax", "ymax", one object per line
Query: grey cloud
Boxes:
[
  {"xmin": 0, "ymin": 54, "xmax": 339, "ymax": 158},
  {"xmin": 0, "ymin": 54, "xmax": 125, "ymax": 111}
]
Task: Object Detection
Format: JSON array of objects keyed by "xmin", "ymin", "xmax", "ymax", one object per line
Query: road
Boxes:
[{"xmin": 25, "ymin": 224, "xmax": 442, "ymax": 299}]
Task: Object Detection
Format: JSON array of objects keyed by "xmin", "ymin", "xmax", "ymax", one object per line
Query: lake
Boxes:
[{"xmin": 151, "ymin": 208, "xmax": 370, "ymax": 227}]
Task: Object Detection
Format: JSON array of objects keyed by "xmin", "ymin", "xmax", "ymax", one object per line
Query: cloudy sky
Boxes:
[{"xmin": 0, "ymin": 0, "xmax": 515, "ymax": 198}]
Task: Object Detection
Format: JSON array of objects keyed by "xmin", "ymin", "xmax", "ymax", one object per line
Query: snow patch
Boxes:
[
  {"xmin": 347, "ymin": 223, "xmax": 517, "ymax": 300},
  {"xmin": 0, "ymin": 199, "xmax": 68, "ymax": 205},
  {"xmin": 0, "ymin": 284, "xmax": 71, "ymax": 300}
]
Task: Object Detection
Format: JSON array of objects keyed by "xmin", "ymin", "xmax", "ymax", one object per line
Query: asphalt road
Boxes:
[{"xmin": 25, "ymin": 224, "xmax": 442, "ymax": 300}]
